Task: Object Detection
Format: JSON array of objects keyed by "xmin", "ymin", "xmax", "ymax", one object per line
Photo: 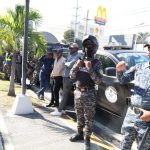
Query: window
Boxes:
[
  {"xmin": 78, "ymin": 32, "xmax": 84, "ymax": 39},
  {"xmin": 79, "ymin": 25, "xmax": 84, "ymax": 31},
  {"xmin": 116, "ymin": 53, "xmax": 149, "ymax": 67},
  {"xmin": 96, "ymin": 55, "xmax": 116, "ymax": 76}
]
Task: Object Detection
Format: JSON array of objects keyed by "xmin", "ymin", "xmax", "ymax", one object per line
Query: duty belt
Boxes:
[{"xmin": 77, "ymin": 86, "xmax": 95, "ymax": 92}]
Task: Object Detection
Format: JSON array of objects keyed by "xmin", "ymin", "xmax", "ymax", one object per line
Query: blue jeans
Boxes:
[{"xmin": 37, "ymin": 71, "xmax": 50, "ymax": 96}]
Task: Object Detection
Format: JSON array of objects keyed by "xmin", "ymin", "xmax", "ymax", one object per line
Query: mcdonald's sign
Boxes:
[{"xmin": 95, "ymin": 6, "xmax": 107, "ymax": 25}]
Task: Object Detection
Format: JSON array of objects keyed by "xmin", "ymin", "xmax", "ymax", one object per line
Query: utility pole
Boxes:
[
  {"xmin": 73, "ymin": 0, "xmax": 80, "ymax": 42},
  {"xmin": 22, "ymin": 0, "xmax": 29, "ymax": 95},
  {"xmin": 12, "ymin": 0, "xmax": 33, "ymax": 115},
  {"xmin": 83, "ymin": 10, "xmax": 92, "ymax": 36}
]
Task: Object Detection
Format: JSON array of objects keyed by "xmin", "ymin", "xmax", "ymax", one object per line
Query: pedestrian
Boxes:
[
  {"xmin": 36, "ymin": 49, "xmax": 54, "ymax": 100},
  {"xmin": 116, "ymin": 42, "xmax": 150, "ymax": 150},
  {"xmin": 15, "ymin": 51, "xmax": 22, "ymax": 84},
  {"xmin": 69, "ymin": 35, "xmax": 103, "ymax": 150},
  {"xmin": 46, "ymin": 48, "xmax": 65, "ymax": 107},
  {"xmin": 50, "ymin": 43, "xmax": 80, "ymax": 116}
]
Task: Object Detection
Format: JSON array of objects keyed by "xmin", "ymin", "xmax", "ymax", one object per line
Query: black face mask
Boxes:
[{"xmin": 84, "ymin": 48, "xmax": 94, "ymax": 58}]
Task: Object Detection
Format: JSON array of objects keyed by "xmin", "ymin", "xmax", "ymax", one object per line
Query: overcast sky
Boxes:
[{"xmin": 0, "ymin": 0, "xmax": 150, "ymax": 40}]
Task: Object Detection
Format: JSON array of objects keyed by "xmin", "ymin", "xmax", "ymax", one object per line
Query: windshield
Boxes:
[{"xmin": 116, "ymin": 52, "xmax": 149, "ymax": 67}]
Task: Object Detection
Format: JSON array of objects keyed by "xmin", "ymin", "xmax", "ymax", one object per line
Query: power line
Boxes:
[
  {"xmin": 83, "ymin": 10, "xmax": 93, "ymax": 35},
  {"xmin": 110, "ymin": 7, "xmax": 150, "ymax": 18},
  {"xmin": 110, "ymin": 24, "xmax": 150, "ymax": 32}
]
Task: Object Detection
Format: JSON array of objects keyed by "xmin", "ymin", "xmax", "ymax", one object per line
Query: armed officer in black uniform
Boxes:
[{"xmin": 69, "ymin": 35, "xmax": 103, "ymax": 150}]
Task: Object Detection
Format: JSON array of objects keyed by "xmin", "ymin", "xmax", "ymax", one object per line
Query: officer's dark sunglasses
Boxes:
[{"xmin": 69, "ymin": 47, "xmax": 74, "ymax": 49}]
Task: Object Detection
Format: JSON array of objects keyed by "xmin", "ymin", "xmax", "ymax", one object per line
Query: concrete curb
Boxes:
[
  {"xmin": 31, "ymin": 86, "xmax": 124, "ymax": 149},
  {"xmin": 43, "ymin": 89, "xmax": 123, "ymax": 149},
  {"xmin": 0, "ymin": 111, "xmax": 14, "ymax": 150},
  {"xmin": 93, "ymin": 121, "xmax": 122, "ymax": 149}
]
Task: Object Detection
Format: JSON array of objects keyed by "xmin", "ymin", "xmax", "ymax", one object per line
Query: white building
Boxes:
[{"xmin": 71, "ymin": 20, "xmax": 104, "ymax": 41}]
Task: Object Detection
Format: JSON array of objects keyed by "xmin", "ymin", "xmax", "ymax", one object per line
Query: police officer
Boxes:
[
  {"xmin": 116, "ymin": 42, "xmax": 150, "ymax": 150},
  {"xmin": 69, "ymin": 35, "xmax": 103, "ymax": 150},
  {"xmin": 3, "ymin": 51, "xmax": 12, "ymax": 78},
  {"xmin": 36, "ymin": 49, "xmax": 54, "ymax": 100}
]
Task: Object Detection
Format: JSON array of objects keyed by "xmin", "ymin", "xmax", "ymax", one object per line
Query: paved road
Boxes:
[{"xmin": 0, "ymin": 101, "xmax": 114, "ymax": 150}]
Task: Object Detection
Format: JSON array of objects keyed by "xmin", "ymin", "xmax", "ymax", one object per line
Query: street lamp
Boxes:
[{"xmin": 12, "ymin": 0, "xmax": 33, "ymax": 115}]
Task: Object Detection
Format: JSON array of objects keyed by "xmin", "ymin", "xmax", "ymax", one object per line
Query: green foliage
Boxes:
[
  {"xmin": 28, "ymin": 32, "xmax": 47, "ymax": 58},
  {"xmin": 0, "ymin": 4, "xmax": 44, "ymax": 56},
  {"xmin": 0, "ymin": 72, "xmax": 5, "ymax": 80},
  {"xmin": 63, "ymin": 29, "xmax": 75, "ymax": 44}
]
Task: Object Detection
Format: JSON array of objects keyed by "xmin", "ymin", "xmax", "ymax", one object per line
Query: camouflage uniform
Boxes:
[
  {"xmin": 70, "ymin": 58, "xmax": 103, "ymax": 138},
  {"xmin": 117, "ymin": 61, "xmax": 150, "ymax": 150}
]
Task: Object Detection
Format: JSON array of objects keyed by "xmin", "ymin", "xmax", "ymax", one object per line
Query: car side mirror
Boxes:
[{"xmin": 104, "ymin": 67, "xmax": 116, "ymax": 76}]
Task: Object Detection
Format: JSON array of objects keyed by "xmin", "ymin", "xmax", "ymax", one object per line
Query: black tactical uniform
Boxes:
[{"xmin": 69, "ymin": 35, "xmax": 103, "ymax": 150}]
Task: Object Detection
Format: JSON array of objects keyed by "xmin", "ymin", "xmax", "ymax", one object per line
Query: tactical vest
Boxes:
[{"xmin": 76, "ymin": 59, "xmax": 98, "ymax": 88}]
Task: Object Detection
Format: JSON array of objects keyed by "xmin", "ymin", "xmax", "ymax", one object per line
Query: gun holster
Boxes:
[
  {"xmin": 126, "ymin": 97, "xmax": 143, "ymax": 116},
  {"xmin": 126, "ymin": 97, "xmax": 131, "ymax": 106}
]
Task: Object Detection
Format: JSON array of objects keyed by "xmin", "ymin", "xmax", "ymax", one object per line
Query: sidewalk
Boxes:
[
  {"xmin": 0, "ymin": 89, "xmax": 115, "ymax": 150},
  {"xmin": 43, "ymin": 91, "xmax": 137, "ymax": 150}
]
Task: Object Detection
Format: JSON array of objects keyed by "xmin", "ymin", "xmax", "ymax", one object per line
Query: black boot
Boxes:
[
  {"xmin": 69, "ymin": 131, "xmax": 84, "ymax": 142},
  {"xmin": 46, "ymin": 103, "xmax": 54, "ymax": 107},
  {"xmin": 84, "ymin": 137, "xmax": 91, "ymax": 150}
]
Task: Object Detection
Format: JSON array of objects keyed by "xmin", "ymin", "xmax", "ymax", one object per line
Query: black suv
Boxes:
[{"xmin": 95, "ymin": 49, "xmax": 149, "ymax": 131}]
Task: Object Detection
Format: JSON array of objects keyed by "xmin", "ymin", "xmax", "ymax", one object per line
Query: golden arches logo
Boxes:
[{"xmin": 95, "ymin": 6, "xmax": 107, "ymax": 25}]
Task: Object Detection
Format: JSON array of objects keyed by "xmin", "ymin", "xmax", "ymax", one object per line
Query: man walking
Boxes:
[{"xmin": 37, "ymin": 49, "xmax": 54, "ymax": 100}]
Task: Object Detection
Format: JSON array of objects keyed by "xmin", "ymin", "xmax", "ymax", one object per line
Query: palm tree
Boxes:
[
  {"xmin": 136, "ymin": 32, "xmax": 150, "ymax": 44},
  {"xmin": 0, "ymin": 4, "xmax": 46, "ymax": 96}
]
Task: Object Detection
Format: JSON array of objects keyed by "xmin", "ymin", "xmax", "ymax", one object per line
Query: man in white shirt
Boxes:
[{"xmin": 46, "ymin": 48, "xmax": 66, "ymax": 107}]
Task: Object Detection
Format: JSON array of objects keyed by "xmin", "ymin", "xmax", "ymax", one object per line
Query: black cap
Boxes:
[
  {"xmin": 53, "ymin": 48, "xmax": 63, "ymax": 53},
  {"xmin": 144, "ymin": 44, "xmax": 150, "ymax": 48}
]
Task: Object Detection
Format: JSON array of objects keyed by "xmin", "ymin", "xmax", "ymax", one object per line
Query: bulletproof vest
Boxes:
[
  {"xmin": 5, "ymin": 55, "xmax": 11, "ymax": 65},
  {"xmin": 76, "ymin": 59, "xmax": 98, "ymax": 87}
]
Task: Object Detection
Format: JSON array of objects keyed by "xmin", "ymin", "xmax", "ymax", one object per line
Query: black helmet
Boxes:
[{"xmin": 82, "ymin": 35, "xmax": 99, "ymax": 53}]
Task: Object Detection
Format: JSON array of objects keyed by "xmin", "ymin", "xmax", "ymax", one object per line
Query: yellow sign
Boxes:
[{"xmin": 95, "ymin": 6, "xmax": 107, "ymax": 25}]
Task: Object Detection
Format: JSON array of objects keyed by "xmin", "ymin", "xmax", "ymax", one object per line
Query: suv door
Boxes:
[{"xmin": 96, "ymin": 54, "xmax": 128, "ymax": 117}]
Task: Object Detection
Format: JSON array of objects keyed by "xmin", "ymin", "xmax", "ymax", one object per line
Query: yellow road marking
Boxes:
[
  {"xmin": 45, "ymin": 105, "xmax": 115, "ymax": 150},
  {"xmin": 62, "ymin": 114, "xmax": 114, "ymax": 150}
]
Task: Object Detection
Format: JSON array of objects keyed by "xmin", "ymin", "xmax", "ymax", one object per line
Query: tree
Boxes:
[
  {"xmin": 62, "ymin": 29, "xmax": 74, "ymax": 44},
  {"xmin": 75, "ymin": 38, "xmax": 83, "ymax": 49},
  {"xmin": 0, "ymin": 4, "xmax": 46, "ymax": 96},
  {"xmin": 62, "ymin": 29, "xmax": 83, "ymax": 49},
  {"xmin": 136, "ymin": 32, "xmax": 150, "ymax": 44}
]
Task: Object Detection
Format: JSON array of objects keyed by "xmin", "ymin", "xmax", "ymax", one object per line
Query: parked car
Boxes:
[{"xmin": 95, "ymin": 48, "xmax": 149, "ymax": 132}]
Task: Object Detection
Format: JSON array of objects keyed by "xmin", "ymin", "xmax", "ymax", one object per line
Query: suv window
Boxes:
[
  {"xmin": 96, "ymin": 55, "xmax": 116, "ymax": 76},
  {"xmin": 116, "ymin": 53, "xmax": 149, "ymax": 67}
]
